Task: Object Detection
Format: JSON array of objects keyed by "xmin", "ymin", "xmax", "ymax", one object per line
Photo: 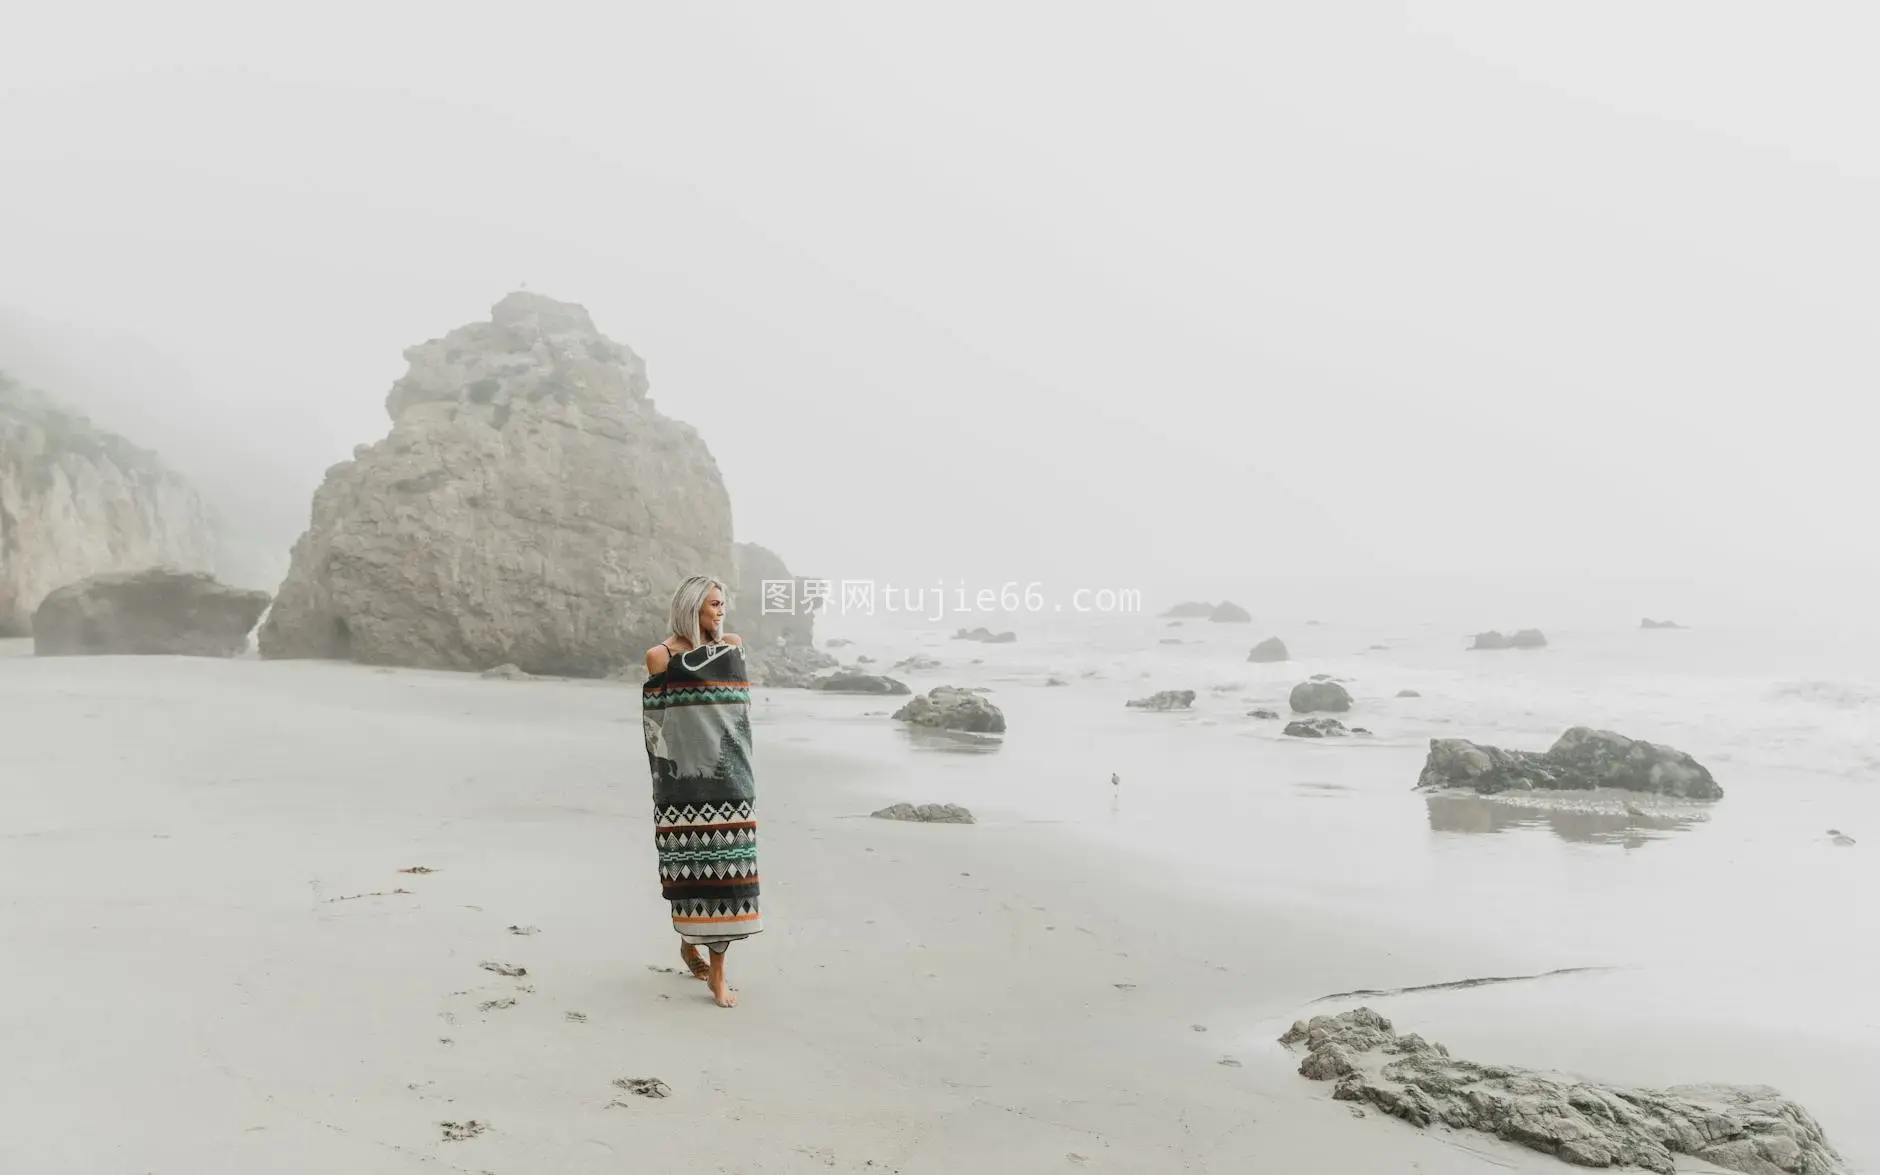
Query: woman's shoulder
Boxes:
[
  {"xmin": 644, "ymin": 642, "xmax": 674, "ymax": 674},
  {"xmin": 721, "ymin": 633, "xmax": 742, "ymax": 647}
]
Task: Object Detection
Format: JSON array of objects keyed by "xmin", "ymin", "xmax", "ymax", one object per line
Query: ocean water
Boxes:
[{"xmin": 764, "ymin": 611, "xmax": 1880, "ymax": 1168}]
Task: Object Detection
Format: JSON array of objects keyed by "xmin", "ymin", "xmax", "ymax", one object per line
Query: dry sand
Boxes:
[{"xmin": 1, "ymin": 650, "xmax": 1621, "ymax": 1173}]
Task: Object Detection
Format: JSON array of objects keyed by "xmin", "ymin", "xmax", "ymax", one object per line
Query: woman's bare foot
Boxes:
[
  {"xmin": 679, "ymin": 944, "xmax": 711, "ymax": 982},
  {"xmin": 708, "ymin": 950, "xmax": 738, "ymax": 1008}
]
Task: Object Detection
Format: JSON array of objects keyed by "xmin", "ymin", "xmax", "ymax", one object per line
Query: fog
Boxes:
[{"xmin": 4, "ymin": 2, "xmax": 1877, "ymax": 631}]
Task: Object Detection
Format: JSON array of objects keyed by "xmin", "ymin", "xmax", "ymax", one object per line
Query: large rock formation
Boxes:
[
  {"xmin": 0, "ymin": 374, "xmax": 218, "ymax": 635},
  {"xmin": 1417, "ymin": 727, "xmax": 1723, "ymax": 799},
  {"xmin": 893, "ymin": 685, "xmax": 1007, "ymax": 733},
  {"xmin": 731, "ymin": 541, "xmax": 815, "ymax": 653},
  {"xmin": 257, "ymin": 293, "xmax": 732, "ymax": 677},
  {"xmin": 1279, "ymin": 1008, "xmax": 1846, "ymax": 1175},
  {"xmin": 33, "ymin": 568, "xmax": 270, "ymax": 657}
]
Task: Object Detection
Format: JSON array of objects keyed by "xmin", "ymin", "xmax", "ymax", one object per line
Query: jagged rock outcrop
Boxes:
[
  {"xmin": 892, "ymin": 686, "xmax": 1007, "ymax": 734},
  {"xmin": 953, "ymin": 626, "xmax": 1016, "ymax": 643},
  {"xmin": 256, "ymin": 293, "xmax": 732, "ymax": 677},
  {"xmin": 1247, "ymin": 636, "xmax": 1289, "ymax": 662},
  {"xmin": 1126, "ymin": 689, "xmax": 1195, "ymax": 711},
  {"xmin": 0, "ymin": 374, "xmax": 218, "ymax": 635},
  {"xmin": 1289, "ymin": 680, "xmax": 1353, "ymax": 713},
  {"xmin": 1279, "ymin": 1008, "xmax": 1846, "ymax": 1175},
  {"xmin": 32, "ymin": 568, "xmax": 269, "ymax": 657},
  {"xmin": 1471, "ymin": 628, "xmax": 1547, "ymax": 650},
  {"xmin": 1416, "ymin": 727, "xmax": 1723, "ymax": 799}
]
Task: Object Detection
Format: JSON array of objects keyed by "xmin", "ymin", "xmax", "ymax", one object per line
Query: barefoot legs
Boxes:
[
  {"xmin": 707, "ymin": 944, "xmax": 737, "ymax": 1008},
  {"xmin": 679, "ymin": 943, "xmax": 711, "ymax": 981}
]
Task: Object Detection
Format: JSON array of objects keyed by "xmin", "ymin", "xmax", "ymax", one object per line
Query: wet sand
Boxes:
[{"xmin": 0, "ymin": 650, "xmax": 1611, "ymax": 1173}]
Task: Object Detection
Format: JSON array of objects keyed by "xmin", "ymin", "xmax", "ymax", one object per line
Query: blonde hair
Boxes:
[{"xmin": 667, "ymin": 575, "xmax": 727, "ymax": 647}]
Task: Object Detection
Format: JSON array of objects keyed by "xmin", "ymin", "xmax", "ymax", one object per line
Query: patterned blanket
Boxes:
[{"xmin": 641, "ymin": 641, "xmax": 761, "ymax": 945}]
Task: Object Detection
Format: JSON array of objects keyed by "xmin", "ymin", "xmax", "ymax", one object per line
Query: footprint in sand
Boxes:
[
  {"xmin": 479, "ymin": 961, "xmax": 527, "ymax": 978},
  {"xmin": 565, "ymin": 1011, "xmax": 587, "ymax": 1023},
  {"xmin": 440, "ymin": 1120, "xmax": 486, "ymax": 1141},
  {"xmin": 612, "ymin": 1077, "xmax": 672, "ymax": 1099},
  {"xmin": 398, "ymin": 866, "xmax": 439, "ymax": 875},
  {"xmin": 507, "ymin": 925, "xmax": 540, "ymax": 936},
  {"xmin": 477, "ymin": 998, "xmax": 516, "ymax": 1013}
]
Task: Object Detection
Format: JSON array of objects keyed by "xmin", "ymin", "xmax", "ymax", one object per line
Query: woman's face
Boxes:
[{"xmin": 699, "ymin": 586, "xmax": 726, "ymax": 637}]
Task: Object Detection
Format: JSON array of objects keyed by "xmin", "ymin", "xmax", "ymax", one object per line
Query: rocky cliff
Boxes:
[
  {"xmin": 257, "ymin": 292, "xmax": 734, "ymax": 677},
  {"xmin": 0, "ymin": 373, "xmax": 218, "ymax": 635}
]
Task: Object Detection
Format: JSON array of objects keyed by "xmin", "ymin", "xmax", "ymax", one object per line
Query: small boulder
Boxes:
[
  {"xmin": 1246, "ymin": 637, "xmax": 1289, "ymax": 663},
  {"xmin": 1247, "ymin": 708, "xmax": 1280, "ymax": 719},
  {"xmin": 32, "ymin": 568, "xmax": 271, "ymax": 658},
  {"xmin": 872, "ymin": 802, "xmax": 975, "ymax": 824},
  {"xmin": 1396, "ymin": 688, "xmax": 1421, "ymax": 698},
  {"xmin": 808, "ymin": 673, "xmax": 912, "ymax": 696},
  {"xmin": 481, "ymin": 663, "xmax": 532, "ymax": 680},
  {"xmin": 1285, "ymin": 717, "xmax": 1347, "ymax": 738},
  {"xmin": 1126, "ymin": 689, "xmax": 1195, "ymax": 711},
  {"xmin": 1207, "ymin": 601, "xmax": 1252, "ymax": 623},
  {"xmin": 1160, "ymin": 601, "xmax": 1216, "ymax": 619},
  {"xmin": 892, "ymin": 686, "xmax": 1007, "ymax": 734},
  {"xmin": 1289, "ymin": 680, "xmax": 1353, "ymax": 713}
]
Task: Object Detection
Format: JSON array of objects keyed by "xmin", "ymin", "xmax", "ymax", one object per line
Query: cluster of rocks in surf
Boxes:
[
  {"xmin": 1470, "ymin": 628, "xmax": 1547, "ymax": 650},
  {"xmin": 1279, "ymin": 1008, "xmax": 1847, "ymax": 1175}
]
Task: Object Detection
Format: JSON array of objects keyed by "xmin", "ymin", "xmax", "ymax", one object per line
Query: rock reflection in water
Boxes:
[
  {"xmin": 900, "ymin": 726, "xmax": 1004, "ymax": 755},
  {"xmin": 1424, "ymin": 792, "xmax": 1701, "ymax": 847}
]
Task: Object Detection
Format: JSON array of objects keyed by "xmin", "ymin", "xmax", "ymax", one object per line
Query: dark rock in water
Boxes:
[
  {"xmin": 32, "ymin": 568, "xmax": 270, "ymax": 657},
  {"xmin": 1160, "ymin": 601, "xmax": 1216, "ymax": 619},
  {"xmin": 1471, "ymin": 628, "xmax": 1547, "ymax": 650},
  {"xmin": 952, "ymin": 626, "xmax": 1016, "ymax": 643},
  {"xmin": 1289, "ymin": 680, "xmax": 1353, "ymax": 713},
  {"xmin": 1247, "ymin": 637, "xmax": 1289, "ymax": 663},
  {"xmin": 1285, "ymin": 717, "xmax": 1347, "ymax": 738},
  {"xmin": 1416, "ymin": 727, "xmax": 1723, "ymax": 799},
  {"xmin": 1247, "ymin": 708, "xmax": 1281, "ymax": 720},
  {"xmin": 1396, "ymin": 688, "xmax": 1421, "ymax": 698},
  {"xmin": 1044, "ymin": 676, "xmax": 1068, "ymax": 687},
  {"xmin": 747, "ymin": 642, "xmax": 840, "ymax": 688},
  {"xmin": 1279, "ymin": 1008, "xmax": 1847, "ymax": 1175},
  {"xmin": 892, "ymin": 686, "xmax": 1006, "ymax": 734},
  {"xmin": 1208, "ymin": 601, "xmax": 1252, "ymax": 623},
  {"xmin": 872, "ymin": 802, "xmax": 975, "ymax": 824},
  {"xmin": 1349, "ymin": 726, "xmax": 1372, "ymax": 735},
  {"xmin": 807, "ymin": 673, "xmax": 911, "ymax": 696},
  {"xmin": 1640, "ymin": 618, "xmax": 1685, "ymax": 629},
  {"xmin": 1126, "ymin": 689, "xmax": 1195, "ymax": 711},
  {"xmin": 891, "ymin": 654, "xmax": 942, "ymax": 672}
]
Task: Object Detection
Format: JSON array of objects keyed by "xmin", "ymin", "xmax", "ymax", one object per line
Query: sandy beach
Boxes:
[{"xmin": 0, "ymin": 647, "xmax": 1640, "ymax": 1175}]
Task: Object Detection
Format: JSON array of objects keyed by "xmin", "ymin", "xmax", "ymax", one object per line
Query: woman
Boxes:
[{"xmin": 641, "ymin": 575, "xmax": 761, "ymax": 1008}]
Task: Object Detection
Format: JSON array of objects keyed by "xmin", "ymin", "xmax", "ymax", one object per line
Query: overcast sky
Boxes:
[{"xmin": 3, "ymin": 2, "xmax": 1876, "ymax": 628}]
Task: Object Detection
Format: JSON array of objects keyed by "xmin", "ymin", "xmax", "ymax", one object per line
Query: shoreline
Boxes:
[
  {"xmin": 2, "ymin": 652, "xmax": 1863, "ymax": 1171},
  {"xmin": 0, "ymin": 653, "xmax": 1592, "ymax": 1173}
]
